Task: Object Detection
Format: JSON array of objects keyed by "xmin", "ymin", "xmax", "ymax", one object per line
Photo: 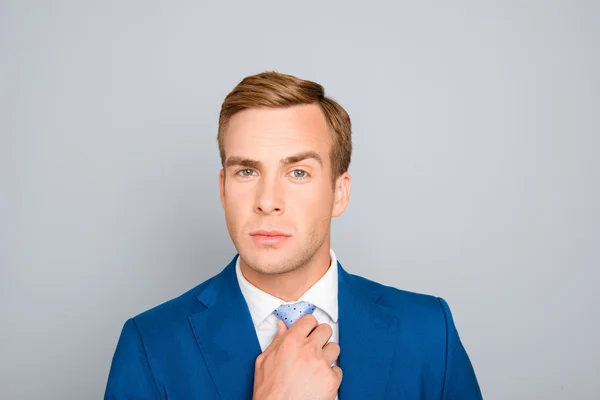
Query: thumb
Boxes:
[
  {"xmin": 264, "ymin": 320, "xmax": 288, "ymax": 355},
  {"xmin": 273, "ymin": 319, "xmax": 288, "ymax": 341}
]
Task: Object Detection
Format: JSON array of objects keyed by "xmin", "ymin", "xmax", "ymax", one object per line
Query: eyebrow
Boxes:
[{"xmin": 225, "ymin": 151, "xmax": 323, "ymax": 169}]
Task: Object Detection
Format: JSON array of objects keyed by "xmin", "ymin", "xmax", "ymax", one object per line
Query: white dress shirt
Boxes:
[
  {"xmin": 236, "ymin": 248, "xmax": 339, "ymax": 351},
  {"xmin": 236, "ymin": 249, "xmax": 340, "ymax": 398}
]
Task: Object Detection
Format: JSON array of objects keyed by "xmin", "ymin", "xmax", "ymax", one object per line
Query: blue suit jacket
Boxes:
[{"xmin": 105, "ymin": 256, "xmax": 482, "ymax": 399}]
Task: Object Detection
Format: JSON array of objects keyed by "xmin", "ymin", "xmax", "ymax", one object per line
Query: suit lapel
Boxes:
[
  {"xmin": 188, "ymin": 256, "xmax": 262, "ymax": 400},
  {"xmin": 338, "ymin": 263, "xmax": 398, "ymax": 400},
  {"xmin": 187, "ymin": 257, "xmax": 397, "ymax": 399}
]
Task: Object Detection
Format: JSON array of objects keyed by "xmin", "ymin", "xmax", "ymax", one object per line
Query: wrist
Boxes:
[{"xmin": 253, "ymin": 385, "xmax": 285, "ymax": 400}]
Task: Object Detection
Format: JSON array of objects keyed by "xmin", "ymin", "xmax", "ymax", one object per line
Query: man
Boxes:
[{"xmin": 105, "ymin": 72, "xmax": 482, "ymax": 399}]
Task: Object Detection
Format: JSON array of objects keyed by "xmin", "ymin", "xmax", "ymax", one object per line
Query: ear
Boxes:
[
  {"xmin": 219, "ymin": 169, "xmax": 226, "ymax": 209},
  {"xmin": 331, "ymin": 172, "xmax": 351, "ymax": 218}
]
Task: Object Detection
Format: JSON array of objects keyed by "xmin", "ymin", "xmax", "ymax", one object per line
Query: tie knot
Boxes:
[{"xmin": 273, "ymin": 301, "xmax": 317, "ymax": 328}]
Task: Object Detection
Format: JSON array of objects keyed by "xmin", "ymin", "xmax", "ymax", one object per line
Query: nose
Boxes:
[{"xmin": 255, "ymin": 175, "xmax": 284, "ymax": 215}]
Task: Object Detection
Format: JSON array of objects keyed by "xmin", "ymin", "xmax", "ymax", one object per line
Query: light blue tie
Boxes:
[{"xmin": 273, "ymin": 301, "xmax": 317, "ymax": 328}]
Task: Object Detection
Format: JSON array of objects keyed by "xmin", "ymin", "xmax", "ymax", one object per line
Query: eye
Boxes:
[
  {"xmin": 289, "ymin": 170, "xmax": 309, "ymax": 179},
  {"xmin": 237, "ymin": 169, "xmax": 256, "ymax": 177}
]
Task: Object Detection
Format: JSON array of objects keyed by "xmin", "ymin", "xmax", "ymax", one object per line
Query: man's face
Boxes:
[{"xmin": 219, "ymin": 103, "xmax": 350, "ymax": 276}]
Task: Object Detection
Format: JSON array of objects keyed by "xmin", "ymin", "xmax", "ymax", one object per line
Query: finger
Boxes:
[
  {"xmin": 275, "ymin": 319, "xmax": 287, "ymax": 336},
  {"xmin": 263, "ymin": 319, "xmax": 288, "ymax": 355},
  {"xmin": 322, "ymin": 341, "xmax": 340, "ymax": 366},
  {"xmin": 331, "ymin": 366, "xmax": 343, "ymax": 384},
  {"xmin": 286, "ymin": 314, "xmax": 319, "ymax": 338},
  {"xmin": 307, "ymin": 323, "xmax": 333, "ymax": 348},
  {"xmin": 271, "ymin": 319, "xmax": 288, "ymax": 343}
]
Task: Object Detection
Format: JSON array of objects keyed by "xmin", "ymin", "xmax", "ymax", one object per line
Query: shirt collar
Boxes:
[{"xmin": 236, "ymin": 249, "xmax": 339, "ymax": 327}]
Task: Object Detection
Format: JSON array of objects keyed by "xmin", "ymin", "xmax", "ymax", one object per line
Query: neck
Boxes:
[{"xmin": 240, "ymin": 243, "xmax": 332, "ymax": 302}]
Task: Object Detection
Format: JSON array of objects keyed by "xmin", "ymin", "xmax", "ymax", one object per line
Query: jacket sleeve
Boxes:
[
  {"xmin": 438, "ymin": 298, "xmax": 483, "ymax": 400},
  {"xmin": 104, "ymin": 318, "xmax": 161, "ymax": 400}
]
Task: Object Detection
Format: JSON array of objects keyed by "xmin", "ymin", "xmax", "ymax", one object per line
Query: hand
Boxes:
[{"xmin": 252, "ymin": 315, "xmax": 342, "ymax": 400}]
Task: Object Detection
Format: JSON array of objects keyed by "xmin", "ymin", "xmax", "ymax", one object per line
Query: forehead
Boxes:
[{"xmin": 223, "ymin": 104, "xmax": 332, "ymax": 162}]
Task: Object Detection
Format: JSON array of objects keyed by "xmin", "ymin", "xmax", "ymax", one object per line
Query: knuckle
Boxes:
[
  {"xmin": 280, "ymin": 337, "xmax": 300, "ymax": 354},
  {"xmin": 319, "ymin": 323, "xmax": 333, "ymax": 336},
  {"xmin": 301, "ymin": 314, "xmax": 318, "ymax": 324},
  {"xmin": 305, "ymin": 343, "xmax": 318, "ymax": 356},
  {"xmin": 282, "ymin": 334, "xmax": 299, "ymax": 348},
  {"xmin": 329, "ymin": 342, "xmax": 340, "ymax": 354}
]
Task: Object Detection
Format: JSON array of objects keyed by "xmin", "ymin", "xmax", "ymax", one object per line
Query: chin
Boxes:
[{"xmin": 239, "ymin": 248, "xmax": 300, "ymax": 276}]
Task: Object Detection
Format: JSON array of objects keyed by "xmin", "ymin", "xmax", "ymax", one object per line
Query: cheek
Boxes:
[
  {"xmin": 289, "ymin": 185, "xmax": 333, "ymax": 218},
  {"xmin": 223, "ymin": 184, "xmax": 251, "ymax": 220},
  {"xmin": 224, "ymin": 179, "xmax": 252, "ymax": 201}
]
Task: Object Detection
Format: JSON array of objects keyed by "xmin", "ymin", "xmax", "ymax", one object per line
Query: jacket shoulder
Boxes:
[
  {"xmin": 345, "ymin": 271, "xmax": 449, "ymax": 324},
  {"xmin": 348, "ymin": 272, "xmax": 442, "ymax": 305},
  {"xmin": 131, "ymin": 269, "xmax": 221, "ymax": 331}
]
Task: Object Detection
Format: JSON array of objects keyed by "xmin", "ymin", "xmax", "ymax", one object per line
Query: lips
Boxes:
[
  {"xmin": 249, "ymin": 230, "xmax": 291, "ymax": 246},
  {"xmin": 250, "ymin": 230, "xmax": 292, "ymax": 237}
]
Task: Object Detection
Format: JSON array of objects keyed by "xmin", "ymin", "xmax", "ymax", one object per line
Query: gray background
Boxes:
[{"xmin": 2, "ymin": 1, "xmax": 598, "ymax": 399}]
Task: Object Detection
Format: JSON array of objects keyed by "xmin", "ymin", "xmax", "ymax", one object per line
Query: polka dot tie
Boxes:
[{"xmin": 273, "ymin": 301, "xmax": 317, "ymax": 328}]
